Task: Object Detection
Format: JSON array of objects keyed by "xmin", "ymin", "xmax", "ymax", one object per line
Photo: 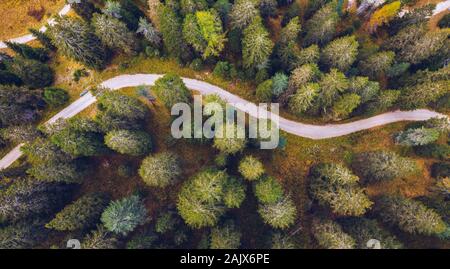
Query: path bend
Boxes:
[{"xmin": 0, "ymin": 73, "xmax": 447, "ymax": 169}]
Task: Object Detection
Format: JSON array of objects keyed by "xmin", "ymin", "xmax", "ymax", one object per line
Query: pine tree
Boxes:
[
  {"xmin": 93, "ymin": 13, "xmax": 138, "ymax": 55},
  {"xmin": 320, "ymin": 36, "xmax": 358, "ymax": 72},
  {"xmin": 158, "ymin": 4, "xmax": 192, "ymax": 61},
  {"xmin": 210, "ymin": 221, "xmax": 241, "ymax": 249},
  {"xmin": 46, "ymin": 193, "xmax": 110, "ymax": 231},
  {"xmin": 70, "ymin": 0, "xmax": 99, "ymax": 21},
  {"xmin": 136, "ymin": 17, "xmax": 161, "ymax": 48},
  {"xmin": 230, "ymin": 0, "xmax": 260, "ymax": 29},
  {"xmin": 258, "ymin": 195, "xmax": 297, "ymax": 229},
  {"xmin": 304, "ymin": 2, "xmax": 339, "ymax": 46},
  {"xmin": 288, "ymin": 83, "xmax": 319, "ymax": 115},
  {"xmin": 376, "ymin": 195, "xmax": 447, "ymax": 236},
  {"xmin": 368, "ymin": 1, "xmax": 401, "ymax": 33},
  {"xmin": 242, "ymin": 16, "xmax": 274, "ymax": 69},
  {"xmin": 6, "ymin": 57, "xmax": 54, "ymax": 89},
  {"xmin": 4, "ymin": 41, "xmax": 49, "ymax": 62},
  {"xmin": 238, "ymin": 155, "xmax": 265, "ymax": 181},
  {"xmin": 101, "ymin": 195, "xmax": 148, "ymax": 236},
  {"xmin": 48, "ymin": 16, "xmax": 108, "ymax": 70},
  {"xmin": 105, "ymin": 130, "xmax": 152, "ymax": 156},
  {"xmin": 29, "ymin": 28, "xmax": 57, "ymax": 51},
  {"xmin": 139, "ymin": 152, "xmax": 181, "ymax": 187},
  {"xmin": 312, "ymin": 218, "xmax": 355, "ymax": 249},
  {"xmin": 358, "ymin": 51, "xmax": 395, "ymax": 80},
  {"xmin": 183, "ymin": 10, "xmax": 226, "ymax": 59}
]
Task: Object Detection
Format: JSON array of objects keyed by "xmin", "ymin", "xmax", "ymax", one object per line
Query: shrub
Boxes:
[
  {"xmin": 414, "ymin": 144, "xmax": 450, "ymax": 160},
  {"xmin": 152, "ymin": 74, "xmax": 192, "ymax": 109}
]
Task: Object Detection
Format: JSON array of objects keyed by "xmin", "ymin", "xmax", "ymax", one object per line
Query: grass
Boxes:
[{"xmin": 0, "ymin": 0, "xmax": 66, "ymax": 40}]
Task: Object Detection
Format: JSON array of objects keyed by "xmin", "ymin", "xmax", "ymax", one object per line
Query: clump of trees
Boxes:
[
  {"xmin": 177, "ymin": 169, "xmax": 246, "ymax": 228},
  {"xmin": 375, "ymin": 195, "xmax": 447, "ymax": 236},
  {"xmin": 309, "ymin": 163, "xmax": 373, "ymax": 216},
  {"xmin": 352, "ymin": 151, "xmax": 417, "ymax": 183}
]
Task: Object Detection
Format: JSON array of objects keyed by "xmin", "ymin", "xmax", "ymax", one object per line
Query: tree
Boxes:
[
  {"xmin": 97, "ymin": 91, "xmax": 147, "ymax": 122},
  {"xmin": 311, "ymin": 218, "xmax": 355, "ymax": 249},
  {"xmin": 242, "ymin": 16, "xmax": 274, "ymax": 69},
  {"xmin": 0, "ymin": 178, "xmax": 72, "ymax": 223},
  {"xmin": 213, "ymin": 123, "xmax": 247, "ymax": 155},
  {"xmin": 376, "ymin": 195, "xmax": 447, "ymax": 236},
  {"xmin": 230, "ymin": 0, "xmax": 260, "ymax": 29},
  {"xmin": 177, "ymin": 169, "xmax": 242, "ymax": 228},
  {"xmin": 331, "ymin": 93, "xmax": 361, "ymax": 120},
  {"xmin": 158, "ymin": 4, "xmax": 191, "ymax": 61},
  {"xmin": 136, "ymin": 17, "xmax": 161, "ymax": 48},
  {"xmin": 4, "ymin": 41, "xmax": 49, "ymax": 62},
  {"xmin": 1, "ymin": 124, "xmax": 41, "ymax": 144},
  {"xmin": 49, "ymin": 16, "xmax": 108, "ymax": 70},
  {"xmin": 223, "ymin": 177, "xmax": 246, "ymax": 208},
  {"xmin": 238, "ymin": 155, "xmax": 265, "ymax": 181},
  {"xmin": 297, "ymin": 45, "xmax": 320, "ymax": 66},
  {"xmin": 6, "ymin": 57, "xmax": 54, "ymax": 89},
  {"xmin": 43, "ymin": 87, "xmax": 69, "ymax": 107},
  {"xmin": 320, "ymin": 36, "xmax": 358, "ymax": 72},
  {"xmin": 105, "ymin": 130, "xmax": 152, "ymax": 156},
  {"xmin": 70, "ymin": 0, "xmax": 99, "ymax": 21},
  {"xmin": 314, "ymin": 69, "xmax": 349, "ymax": 115},
  {"xmin": 368, "ymin": 1, "xmax": 401, "ymax": 32},
  {"xmin": 271, "ymin": 73, "xmax": 289, "ymax": 97},
  {"xmin": 352, "ymin": 151, "xmax": 417, "ymax": 183},
  {"xmin": 27, "ymin": 161, "xmax": 83, "ymax": 184},
  {"xmin": 271, "ymin": 232, "xmax": 297, "ymax": 249},
  {"xmin": 0, "ymin": 85, "xmax": 43, "ymax": 127},
  {"xmin": 152, "ymin": 74, "xmax": 192, "ymax": 109},
  {"xmin": 358, "ymin": 51, "xmax": 395, "ymax": 80},
  {"xmin": 365, "ymin": 89, "xmax": 400, "ymax": 114},
  {"xmin": 348, "ymin": 76, "xmax": 380, "ymax": 104},
  {"xmin": 92, "ymin": 13, "xmax": 138, "ymax": 55},
  {"xmin": 139, "ymin": 152, "xmax": 181, "ymax": 187},
  {"xmin": 394, "ymin": 127, "xmax": 441, "ymax": 146},
  {"xmin": 46, "ymin": 193, "xmax": 110, "ymax": 231},
  {"xmin": 29, "ymin": 28, "xmax": 56, "ymax": 51},
  {"xmin": 81, "ymin": 226, "xmax": 118, "ymax": 249},
  {"xmin": 260, "ymin": 0, "xmax": 277, "ymax": 18},
  {"xmin": 255, "ymin": 176, "xmax": 284, "ymax": 204},
  {"xmin": 276, "ymin": 17, "xmax": 302, "ymax": 70},
  {"xmin": 258, "ymin": 195, "xmax": 297, "ymax": 229},
  {"xmin": 304, "ymin": 2, "xmax": 339, "ymax": 46},
  {"xmin": 0, "ymin": 70, "xmax": 21, "ymax": 85},
  {"xmin": 256, "ymin": 79, "xmax": 273, "ymax": 102},
  {"xmin": 278, "ymin": 63, "xmax": 320, "ymax": 106},
  {"xmin": 210, "ymin": 221, "xmax": 241, "ymax": 249},
  {"xmin": 180, "ymin": 0, "xmax": 208, "ymax": 15},
  {"xmin": 385, "ymin": 24, "xmax": 448, "ymax": 64},
  {"xmin": 50, "ymin": 117, "xmax": 106, "ymax": 157},
  {"xmin": 309, "ymin": 163, "xmax": 373, "ymax": 216},
  {"xmin": 340, "ymin": 217, "xmax": 403, "ymax": 249},
  {"xmin": 101, "ymin": 195, "xmax": 148, "ymax": 236},
  {"xmin": 288, "ymin": 83, "xmax": 319, "ymax": 115},
  {"xmin": 0, "ymin": 221, "xmax": 48, "ymax": 249},
  {"xmin": 183, "ymin": 10, "xmax": 226, "ymax": 58}
]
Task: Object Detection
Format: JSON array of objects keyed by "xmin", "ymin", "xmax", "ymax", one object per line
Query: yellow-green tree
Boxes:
[{"xmin": 368, "ymin": 1, "xmax": 401, "ymax": 32}]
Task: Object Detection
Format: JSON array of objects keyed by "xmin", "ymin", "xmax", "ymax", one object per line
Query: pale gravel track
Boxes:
[{"xmin": 0, "ymin": 73, "xmax": 447, "ymax": 170}]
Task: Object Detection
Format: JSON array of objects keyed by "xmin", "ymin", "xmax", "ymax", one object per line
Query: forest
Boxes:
[{"xmin": 0, "ymin": 0, "xmax": 449, "ymax": 249}]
